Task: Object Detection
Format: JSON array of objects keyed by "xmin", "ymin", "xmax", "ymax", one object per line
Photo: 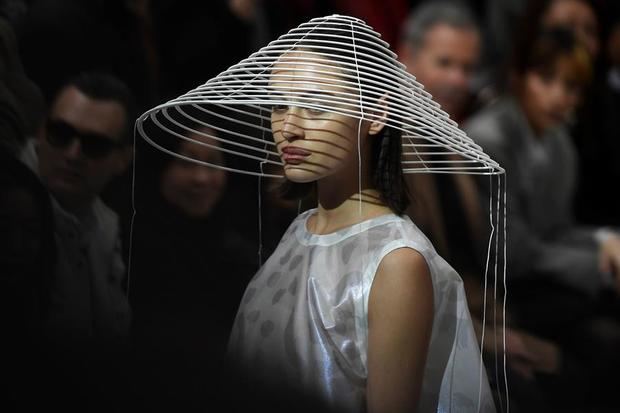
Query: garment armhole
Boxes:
[
  {"xmin": 357, "ymin": 240, "xmax": 430, "ymax": 369},
  {"xmin": 362, "ymin": 240, "xmax": 429, "ymax": 326}
]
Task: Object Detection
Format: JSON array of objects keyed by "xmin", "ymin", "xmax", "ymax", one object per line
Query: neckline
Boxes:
[{"xmin": 296, "ymin": 208, "xmax": 402, "ymax": 246}]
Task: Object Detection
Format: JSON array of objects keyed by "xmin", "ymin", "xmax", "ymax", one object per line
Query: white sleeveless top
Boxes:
[{"xmin": 228, "ymin": 209, "xmax": 496, "ymax": 412}]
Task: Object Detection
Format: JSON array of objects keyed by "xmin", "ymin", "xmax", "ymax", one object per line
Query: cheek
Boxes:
[
  {"xmin": 89, "ymin": 157, "xmax": 119, "ymax": 184},
  {"xmin": 564, "ymin": 87, "xmax": 581, "ymax": 109},
  {"xmin": 271, "ymin": 116, "xmax": 284, "ymax": 146},
  {"xmin": 273, "ymin": 132, "xmax": 284, "ymax": 150},
  {"xmin": 567, "ymin": 95, "xmax": 580, "ymax": 110},
  {"xmin": 37, "ymin": 142, "xmax": 58, "ymax": 169},
  {"xmin": 415, "ymin": 58, "xmax": 441, "ymax": 85},
  {"xmin": 209, "ymin": 172, "xmax": 227, "ymax": 198},
  {"xmin": 214, "ymin": 172, "xmax": 227, "ymax": 190},
  {"xmin": 160, "ymin": 166, "xmax": 186, "ymax": 199},
  {"xmin": 524, "ymin": 78, "xmax": 548, "ymax": 110}
]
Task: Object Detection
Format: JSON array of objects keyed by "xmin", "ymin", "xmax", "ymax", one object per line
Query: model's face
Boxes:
[
  {"xmin": 520, "ymin": 58, "xmax": 582, "ymax": 134},
  {"xmin": 270, "ymin": 52, "xmax": 370, "ymax": 183},
  {"xmin": 160, "ymin": 133, "xmax": 227, "ymax": 218},
  {"xmin": 38, "ymin": 86, "xmax": 128, "ymax": 209},
  {"xmin": 403, "ymin": 24, "xmax": 480, "ymax": 120},
  {"xmin": 544, "ymin": 0, "xmax": 599, "ymax": 57}
]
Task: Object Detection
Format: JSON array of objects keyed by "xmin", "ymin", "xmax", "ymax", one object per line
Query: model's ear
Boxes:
[{"xmin": 368, "ymin": 95, "xmax": 388, "ymax": 136}]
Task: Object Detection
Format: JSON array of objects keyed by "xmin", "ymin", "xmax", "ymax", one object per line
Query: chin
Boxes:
[
  {"xmin": 49, "ymin": 182, "xmax": 82, "ymax": 202},
  {"xmin": 284, "ymin": 165, "xmax": 321, "ymax": 184},
  {"xmin": 284, "ymin": 167, "xmax": 322, "ymax": 183},
  {"xmin": 178, "ymin": 202, "xmax": 215, "ymax": 219}
]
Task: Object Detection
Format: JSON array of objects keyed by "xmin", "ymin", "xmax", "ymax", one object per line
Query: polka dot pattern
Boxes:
[{"xmin": 228, "ymin": 209, "xmax": 496, "ymax": 412}]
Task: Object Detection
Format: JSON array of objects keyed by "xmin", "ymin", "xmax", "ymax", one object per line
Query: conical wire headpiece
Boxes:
[{"xmin": 136, "ymin": 14, "xmax": 504, "ymax": 177}]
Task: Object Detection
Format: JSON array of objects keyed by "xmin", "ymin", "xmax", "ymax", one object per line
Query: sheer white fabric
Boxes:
[{"xmin": 228, "ymin": 209, "xmax": 496, "ymax": 412}]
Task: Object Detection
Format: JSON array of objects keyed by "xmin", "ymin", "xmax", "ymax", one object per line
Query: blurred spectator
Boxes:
[
  {"xmin": 21, "ymin": 72, "xmax": 134, "ymax": 345},
  {"xmin": 19, "ymin": 72, "xmax": 136, "ymax": 411},
  {"xmin": 0, "ymin": 14, "xmax": 53, "ymax": 409},
  {"xmin": 129, "ymin": 127, "xmax": 257, "ymax": 409},
  {"xmin": 541, "ymin": 0, "xmax": 600, "ymax": 57},
  {"xmin": 606, "ymin": 17, "xmax": 620, "ymax": 102},
  {"xmin": 466, "ymin": 27, "xmax": 605, "ymax": 302},
  {"xmin": 604, "ymin": 19, "xmax": 620, "ymax": 81},
  {"xmin": 487, "ymin": 0, "xmax": 620, "ymax": 230},
  {"xmin": 399, "ymin": 1, "xmax": 481, "ymax": 123},
  {"xmin": 398, "ymin": 4, "xmax": 562, "ymax": 411},
  {"xmin": 481, "ymin": 0, "xmax": 600, "ymax": 102},
  {"xmin": 0, "ymin": 148, "xmax": 55, "ymax": 411},
  {"xmin": 398, "ymin": 0, "xmax": 483, "ymax": 275},
  {"xmin": 464, "ymin": 27, "xmax": 620, "ymax": 412},
  {"xmin": 0, "ymin": 15, "xmax": 44, "ymax": 155},
  {"xmin": 567, "ymin": 10, "xmax": 620, "ymax": 226},
  {"xmin": 0, "ymin": 148, "xmax": 54, "ymax": 345},
  {"xmin": 0, "ymin": 0, "xmax": 27, "ymax": 24}
]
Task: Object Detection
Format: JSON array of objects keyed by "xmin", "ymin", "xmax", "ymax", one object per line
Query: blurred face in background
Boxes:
[
  {"xmin": 401, "ymin": 23, "xmax": 480, "ymax": 120},
  {"xmin": 38, "ymin": 86, "xmax": 128, "ymax": 211},
  {"xmin": 160, "ymin": 131, "xmax": 227, "ymax": 218},
  {"xmin": 520, "ymin": 56, "xmax": 584, "ymax": 135},
  {"xmin": 544, "ymin": 0, "xmax": 599, "ymax": 57}
]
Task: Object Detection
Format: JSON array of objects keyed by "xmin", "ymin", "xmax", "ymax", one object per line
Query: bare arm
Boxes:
[{"xmin": 367, "ymin": 248, "xmax": 434, "ymax": 413}]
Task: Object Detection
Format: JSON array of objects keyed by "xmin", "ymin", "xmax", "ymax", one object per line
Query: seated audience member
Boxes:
[
  {"xmin": 19, "ymin": 72, "xmax": 135, "ymax": 409},
  {"xmin": 569, "ymin": 12, "xmax": 620, "ymax": 225},
  {"xmin": 398, "ymin": 1, "xmax": 484, "ymax": 272},
  {"xmin": 0, "ymin": 149, "xmax": 55, "ymax": 410},
  {"xmin": 465, "ymin": 27, "xmax": 620, "ymax": 412},
  {"xmin": 129, "ymin": 126, "xmax": 257, "ymax": 409},
  {"xmin": 398, "ymin": 4, "xmax": 566, "ymax": 412},
  {"xmin": 504, "ymin": 0, "xmax": 616, "ymax": 226},
  {"xmin": 540, "ymin": 0, "xmax": 600, "ymax": 58},
  {"xmin": 21, "ymin": 72, "xmax": 134, "ymax": 344},
  {"xmin": 0, "ymin": 16, "xmax": 45, "ymax": 155},
  {"xmin": 480, "ymin": 0, "xmax": 600, "ymax": 103}
]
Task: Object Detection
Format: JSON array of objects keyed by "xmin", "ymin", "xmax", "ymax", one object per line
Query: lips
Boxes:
[
  {"xmin": 57, "ymin": 166, "xmax": 83, "ymax": 183},
  {"xmin": 281, "ymin": 146, "xmax": 311, "ymax": 164}
]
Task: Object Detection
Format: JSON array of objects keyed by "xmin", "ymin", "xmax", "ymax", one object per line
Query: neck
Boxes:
[
  {"xmin": 515, "ymin": 94, "xmax": 546, "ymax": 139},
  {"xmin": 310, "ymin": 161, "xmax": 391, "ymax": 235}
]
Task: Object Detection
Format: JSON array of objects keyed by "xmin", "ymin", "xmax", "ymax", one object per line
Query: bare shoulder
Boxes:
[
  {"xmin": 369, "ymin": 247, "xmax": 433, "ymax": 321},
  {"xmin": 366, "ymin": 247, "xmax": 434, "ymax": 412},
  {"xmin": 376, "ymin": 247, "xmax": 430, "ymax": 280}
]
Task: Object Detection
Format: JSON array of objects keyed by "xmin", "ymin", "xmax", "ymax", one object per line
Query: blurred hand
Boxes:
[
  {"xmin": 517, "ymin": 330, "xmax": 561, "ymax": 375},
  {"xmin": 488, "ymin": 327, "xmax": 561, "ymax": 379},
  {"xmin": 599, "ymin": 234, "xmax": 620, "ymax": 293},
  {"xmin": 504, "ymin": 328, "xmax": 537, "ymax": 379}
]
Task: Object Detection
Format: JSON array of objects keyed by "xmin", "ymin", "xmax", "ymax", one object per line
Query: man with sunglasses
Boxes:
[{"xmin": 22, "ymin": 72, "xmax": 134, "ymax": 349}]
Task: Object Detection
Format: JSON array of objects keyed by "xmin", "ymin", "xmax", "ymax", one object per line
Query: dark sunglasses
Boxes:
[{"xmin": 45, "ymin": 118, "xmax": 123, "ymax": 159}]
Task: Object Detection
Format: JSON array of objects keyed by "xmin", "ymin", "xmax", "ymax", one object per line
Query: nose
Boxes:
[
  {"xmin": 448, "ymin": 66, "xmax": 469, "ymax": 90},
  {"xmin": 548, "ymin": 82, "xmax": 573, "ymax": 113},
  {"xmin": 63, "ymin": 138, "xmax": 83, "ymax": 160},
  {"xmin": 192, "ymin": 166, "xmax": 213, "ymax": 185},
  {"xmin": 281, "ymin": 107, "xmax": 305, "ymax": 142}
]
